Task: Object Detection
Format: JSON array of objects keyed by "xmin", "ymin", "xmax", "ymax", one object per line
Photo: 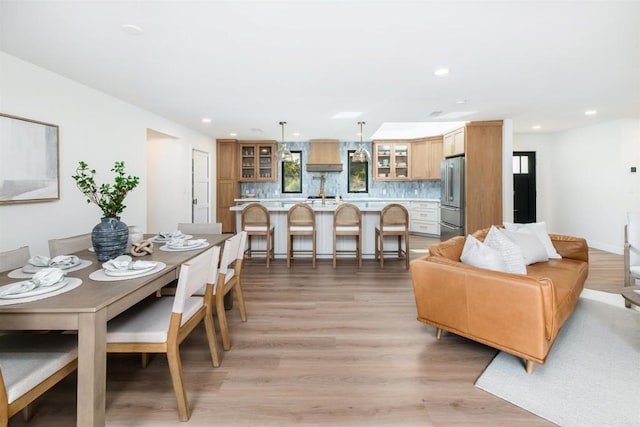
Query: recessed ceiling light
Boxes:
[
  {"xmin": 532, "ymin": 125, "xmax": 541, "ymax": 130},
  {"xmin": 250, "ymin": 128, "xmax": 263, "ymax": 133},
  {"xmin": 293, "ymin": 132, "xmax": 300, "ymax": 137},
  {"xmin": 434, "ymin": 68, "xmax": 450, "ymax": 76},
  {"xmin": 455, "ymin": 99, "xmax": 468, "ymax": 104},
  {"xmin": 332, "ymin": 112, "xmax": 362, "ymax": 119},
  {"xmin": 229, "ymin": 132, "xmax": 237, "ymax": 137},
  {"xmin": 201, "ymin": 118, "xmax": 211, "ymax": 123},
  {"xmin": 585, "ymin": 110, "xmax": 597, "ymax": 116},
  {"xmin": 120, "ymin": 24, "xmax": 144, "ymax": 35}
]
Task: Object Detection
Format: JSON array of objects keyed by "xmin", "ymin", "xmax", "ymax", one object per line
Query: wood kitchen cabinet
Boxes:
[
  {"xmin": 443, "ymin": 126, "xmax": 465, "ymax": 158},
  {"xmin": 216, "ymin": 139, "xmax": 239, "ymax": 233},
  {"xmin": 238, "ymin": 141, "xmax": 277, "ymax": 182},
  {"xmin": 409, "ymin": 136, "xmax": 443, "ymax": 180},
  {"xmin": 373, "ymin": 142, "xmax": 410, "ymax": 181}
]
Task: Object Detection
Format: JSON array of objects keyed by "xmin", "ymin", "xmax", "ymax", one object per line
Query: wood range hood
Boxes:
[{"xmin": 306, "ymin": 139, "xmax": 343, "ymax": 172}]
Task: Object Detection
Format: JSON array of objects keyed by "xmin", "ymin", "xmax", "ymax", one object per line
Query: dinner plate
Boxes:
[
  {"xmin": 22, "ymin": 258, "xmax": 83, "ymax": 273},
  {"xmin": 151, "ymin": 234, "xmax": 192, "ymax": 243},
  {"xmin": 159, "ymin": 242, "xmax": 210, "ymax": 252},
  {"xmin": 104, "ymin": 264, "xmax": 157, "ymax": 277},
  {"xmin": 0, "ymin": 279, "xmax": 70, "ymax": 299}
]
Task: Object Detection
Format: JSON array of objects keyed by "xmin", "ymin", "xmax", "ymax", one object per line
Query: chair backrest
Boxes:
[
  {"xmin": 173, "ymin": 246, "xmax": 220, "ymax": 314},
  {"xmin": 214, "ymin": 232, "xmax": 247, "ymax": 291},
  {"xmin": 627, "ymin": 212, "xmax": 640, "ymax": 265},
  {"xmin": 287, "ymin": 203, "xmax": 315, "ymax": 229},
  {"xmin": 178, "ymin": 222, "xmax": 222, "ymax": 235},
  {"xmin": 334, "ymin": 203, "xmax": 362, "ymax": 227},
  {"xmin": 241, "ymin": 203, "xmax": 270, "ymax": 229},
  {"xmin": 0, "ymin": 246, "xmax": 30, "ymax": 273},
  {"xmin": 48, "ymin": 233, "xmax": 92, "ymax": 257},
  {"xmin": 380, "ymin": 203, "xmax": 409, "ymax": 230}
]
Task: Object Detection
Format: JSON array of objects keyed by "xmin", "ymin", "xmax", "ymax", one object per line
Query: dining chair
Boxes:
[
  {"xmin": 106, "ymin": 246, "xmax": 221, "ymax": 422},
  {"xmin": 624, "ymin": 212, "xmax": 640, "ymax": 307},
  {"xmin": 333, "ymin": 203, "xmax": 362, "ymax": 268},
  {"xmin": 375, "ymin": 203, "xmax": 410, "ymax": 269},
  {"xmin": 0, "ymin": 333, "xmax": 78, "ymax": 426},
  {"xmin": 241, "ymin": 203, "xmax": 274, "ymax": 267},
  {"xmin": 286, "ymin": 203, "xmax": 316, "ymax": 268},
  {"xmin": 178, "ymin": 222, "xmax": 222, "ymax": 235},
  {"xmin": 212, "ymin": 231, "xmax": 248, "ymax": 351},
  {"xmin": 48, "ymin": 233, "xmax": 92, "ymax": 257},
  {"xmin": 0, "ymin": 246, "xmax": 30, "ymax": 273}
]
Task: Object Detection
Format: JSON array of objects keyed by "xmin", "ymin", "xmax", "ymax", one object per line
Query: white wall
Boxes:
[
  {"xmin": 0, "ymin": 52, "xmax": 216, "ymax": 256},
  {"xmin": 514, "ymin": 119, "xmax": 640, "ymax": 253}
]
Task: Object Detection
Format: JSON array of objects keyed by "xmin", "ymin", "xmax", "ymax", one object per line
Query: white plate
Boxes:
[
  {"xmin": 151, "ymin": 234, "xmax": 192, "ymax": 243},
  {"xmin": 0, "ymin": 279, "xmax": 70, "ymax": 299},
  {"xmin": 104, "ymin": 265, "xmax": 157, "ymax": 277},
  {"xmin": 22, "ymin": 258, "xmax": 83, "ymax": 273},
  {"xmin": 159, "ymin": 242, "xmax": 210, "ymax": 252}
]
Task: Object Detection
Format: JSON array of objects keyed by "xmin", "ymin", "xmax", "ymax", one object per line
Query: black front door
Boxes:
[{"xmin": 513, "ymin": 151, "xmax": 536, "ymax": 223}]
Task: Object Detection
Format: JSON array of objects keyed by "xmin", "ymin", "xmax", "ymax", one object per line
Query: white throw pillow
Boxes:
[
  {"xmin": 502, "ymin": 229, "xmax": 549, "ymax": 265},
  {"xmin": 483, "ymin": 226, "xmax": 527, "ymax": 274},
  {"xmin": 460, "ymin": 235, "xmax": 508, "ymax": 272},
  {"xmin": 503, "ymin": 221, "xmax": 561, "ymax": 259}
]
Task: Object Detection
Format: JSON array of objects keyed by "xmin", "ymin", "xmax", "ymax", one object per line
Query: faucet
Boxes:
[{"xmin": 313, "ymin": 175, "xmax": 326, "ymax": 206}]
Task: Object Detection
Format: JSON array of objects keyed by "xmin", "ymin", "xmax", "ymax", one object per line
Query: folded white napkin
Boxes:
[
  {"xmin": 168, "ymin": 239, "xmax": 206, "ymax": 248},
  {"xmin": 31, "ymin": 268, "xmax": 66, "ymax": 287},
  {"xmin": 103, "ymin": 255, "xmax": 156, "ymax": 272},
  {"xmin": 159, "ymin": 231, "xmax": 183, "ymax": 240},
  {"xmin": 0, "ymin": 281, "xmax": 38, "ymax": 297},
  {"xmin": 49, "ymin": 255, "xmax": 79, "ymax": 268},
  {"xmin": 28, "ymin": 255, "xmax": 51, "ymax": 267}
]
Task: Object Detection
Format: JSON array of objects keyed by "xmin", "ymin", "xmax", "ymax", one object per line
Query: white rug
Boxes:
[{"xmin": 475, "ymin": 290, "xmax": 640, "ymax": 427}]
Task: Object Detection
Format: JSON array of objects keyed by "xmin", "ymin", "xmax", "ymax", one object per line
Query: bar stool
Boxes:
[
  {"xmin": 375, "ymin": 203, "xmax": 410, "ymax": 269},
  {"xmin": 333, "ymin": 203, "xmax": 362, "ymax": 268},
  {"xmin": 241, "ymin": 203, "xmax": 274, "ymax": 267},
  {"xmin": 286, "ymin": 203, "xmax": 316, "ymax": 268}
]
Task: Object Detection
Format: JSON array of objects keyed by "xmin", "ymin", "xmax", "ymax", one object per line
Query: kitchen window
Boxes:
[
  {"xmin": 348, "ymin": 150, "xmax": 368, "ymax": 193},
  {"xmin": 281, "ymin": 151, "xmax": 302, "ymax": 193}
]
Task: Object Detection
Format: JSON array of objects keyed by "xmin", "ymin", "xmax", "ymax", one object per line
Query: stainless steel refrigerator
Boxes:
[{"xmin": 440, "ymin": 156, "xmax": 465, "ymax": 241}]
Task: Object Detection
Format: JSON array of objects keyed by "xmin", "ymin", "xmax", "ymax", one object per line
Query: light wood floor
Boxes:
[{"xmin": 9, "ymin": 236, "xmax": 624, "ymax": 426}]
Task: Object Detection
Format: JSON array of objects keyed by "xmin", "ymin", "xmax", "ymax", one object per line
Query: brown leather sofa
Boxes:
[{"xmin": 410, "ymin": 228, "xmax": 589, "ymax": 373}]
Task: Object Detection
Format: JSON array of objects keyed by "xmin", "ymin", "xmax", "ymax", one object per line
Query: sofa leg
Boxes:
[
  {"xmin": 435, "ymin": 328, "xmax": 442, "ymax": 340},
  {"xmin": 525, "ymin": 359, "xmax": 535, "ymax": 374}
]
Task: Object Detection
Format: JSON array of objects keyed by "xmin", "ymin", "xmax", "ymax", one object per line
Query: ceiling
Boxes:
[{"xmin": 1, "ymin": 1, "xmax": 639, "ymax": 141}]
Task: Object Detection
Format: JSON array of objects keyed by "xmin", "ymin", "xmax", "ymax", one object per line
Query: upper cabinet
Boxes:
[
  {"xmin": 443, "ymin": 127, "xmax": 465, "ymax": 158},
  {"xmin": 238, "ymin": 141, "xmax": 277, "ymax": 182},
  {"xmin": 373, "ymin": 142, "xmax": 410, "ymax": 181},
  {"xmin": 409, "ymin": 136, "xmax": 443, "ymax": 180}
]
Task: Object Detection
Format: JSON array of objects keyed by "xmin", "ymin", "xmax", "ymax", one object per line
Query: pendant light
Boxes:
[
  {"xmin": 277, "ymin": 121, "xmax": 293, "ymax": 161},
  {"xmin": 352, "ymin": 121, "xmax": 371, "ymax": 162}
]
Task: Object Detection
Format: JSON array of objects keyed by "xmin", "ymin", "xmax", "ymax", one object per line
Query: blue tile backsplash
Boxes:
[{"xmin": 240, "ymin": 141, "xmax": 441, "ymax": 199}]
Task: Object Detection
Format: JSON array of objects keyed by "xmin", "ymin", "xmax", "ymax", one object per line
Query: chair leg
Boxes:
[
  {"xmin": 397, "ymin": 235, "xmax": 402, "ymax": 258},
  {"xmin": 216, "ymin": 290, "xmax": 231, "ymax": 350},
  {"xmin": 287, "ymin": 232, "xmax": 292, "ymax": 268},
  {"xmin": 247, "ymin": 235, "xmax": 253, "ymax": 259},
  {"xmin": 203, "ymin": 308, "xmax": 221, "ymax": 367},
  {"xmin": 333, "ymin": 233, "xmax": 337, "ymax": 268},
  {"xmin": 405, "ymin": 232, "xmax": 410, "ymax": 269},
  {"xmin": 22, "ymin": 404, "xmax": 33, "ymax": 422},
  {"xmin": 266, "ymin": 232, "xmax": 271, "ymax": 268},
  {"xmin": 358, "ymin": 233, "xmax": 362, "ymax": 269},
  {"xmin": 375, "ymin": 229, "xmax": 379, "ymax": 261},
  {"xmin": 141, "ymin": 352, "xmax": 150, "ymax": 368},
  {"xmin": 166, "ymin": 343, "xmax": 190, "ymax": 421},
  {"xmin": 380, "ymin": 234, "xmax": 384, "ymax": 268}
]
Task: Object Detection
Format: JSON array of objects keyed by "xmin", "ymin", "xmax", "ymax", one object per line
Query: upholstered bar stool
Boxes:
[
  {"xmin": 286, "ymin": 203, "xmax": 316, "ymax": 268},
  {"xmin": 375, "ymin": 203, "xmax": 410, "ymax": 269},
  {"xmin": 333, "ymin": 203, "xmax": 362, "ymax": 268},
  {"xmin": 241, "ymin": 203, "xmax": 274, "ymax": 267}
]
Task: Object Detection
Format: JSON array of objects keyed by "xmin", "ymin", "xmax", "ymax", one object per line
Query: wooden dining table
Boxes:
[{"xmin": 0, "ymin": 233, "xmax": 231, "ymax": 427}]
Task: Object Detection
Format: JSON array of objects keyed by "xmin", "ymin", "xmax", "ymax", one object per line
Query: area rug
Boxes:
[{"xmin": 475, "ymin": 290, "xmax": 640, "ymax": 427}]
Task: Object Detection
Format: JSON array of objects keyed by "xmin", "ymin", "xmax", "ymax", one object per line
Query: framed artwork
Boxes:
[
  {"xmin": 282, "ymin": 150, "xmax": 302, "ymax": 193},
  {"xmin": 0, "ymin": 113, "xmax": 60, "ymax": 204},
  {"xmin": 348, "ymin": 150, "xmax": 368, "ymax": 193}
]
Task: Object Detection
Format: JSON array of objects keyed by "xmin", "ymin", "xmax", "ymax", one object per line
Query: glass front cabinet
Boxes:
[
  {"xmin": 373, "ymin": 142, "xmax": 410, "ymax": 181},
  {"xmin": 239, "ymin": 142, "xmax": 277, "ymax": 182}
]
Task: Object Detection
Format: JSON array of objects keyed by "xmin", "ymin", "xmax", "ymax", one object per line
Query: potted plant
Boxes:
[{"xmin": 72, "ymin": 161, "xmax": 140, "ymax": 261}]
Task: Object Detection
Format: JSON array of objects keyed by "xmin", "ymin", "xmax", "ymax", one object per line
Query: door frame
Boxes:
[{"xmin": 192, "ymin": 149, "xmax": 210, "ymax": 223}]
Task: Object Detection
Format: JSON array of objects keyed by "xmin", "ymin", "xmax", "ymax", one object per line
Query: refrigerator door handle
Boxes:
[{"xmin": 448, "ymin": 163, "xmax": 454, "ymax": 202}]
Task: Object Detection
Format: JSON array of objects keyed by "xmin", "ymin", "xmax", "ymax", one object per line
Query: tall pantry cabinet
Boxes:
[{"xmin": 216, "ymin": 139, "xmax": 239, "ymax": 233}]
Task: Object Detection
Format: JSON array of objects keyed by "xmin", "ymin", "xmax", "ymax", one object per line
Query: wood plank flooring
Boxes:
[{"xmin": 8, "ymin": 236, "xmax": 624, "ymax": 426}]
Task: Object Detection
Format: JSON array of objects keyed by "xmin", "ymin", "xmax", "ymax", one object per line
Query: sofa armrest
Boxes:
[{"xmin": 549, "ymin": 233, "xmax": 588, "ymax": 263}]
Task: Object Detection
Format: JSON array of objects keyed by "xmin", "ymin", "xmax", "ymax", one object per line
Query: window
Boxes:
[
  {"xmin": 513, "ymin": 155, "xmax": 529, "ymax": 174},
  {"xmin": 348, "ymin": 150, "xmax": 368, "ymax": 193},
  {"xmin": 282, "ymin": 151, "xmax": 302, "ymax": 193}
]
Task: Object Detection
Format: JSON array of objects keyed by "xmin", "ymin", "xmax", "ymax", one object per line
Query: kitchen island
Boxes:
[{"xmin": 230, "ymin": 198, "xmax": 439, "ymax": 259}]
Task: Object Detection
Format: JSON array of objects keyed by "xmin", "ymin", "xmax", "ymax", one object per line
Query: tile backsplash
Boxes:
[{"xmin": 239, "ymin": 140, "xmax": 441, "ymax": 199}]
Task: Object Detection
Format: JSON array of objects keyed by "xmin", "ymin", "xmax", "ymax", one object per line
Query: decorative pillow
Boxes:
[
  {"xmin": 460, "ymin": 235, "xmax": 508, "ymax": 272},
  {"xmin": 503, "ymin": 221, "xmax": 561, "ymax": 259},
  {"xmin": 502, "ymin": 229, "xmax": 549, "ymax": 265},
  {"xmin": 483, "ymin": 226, "xmax": 527, "ymax": 274}
]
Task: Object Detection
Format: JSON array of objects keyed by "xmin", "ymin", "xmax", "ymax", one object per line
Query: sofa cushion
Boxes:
[
  {"xmin": 483, "ymin": 226, "xmax": 527, "ymax": 274},
  {"xmin": 460, "ymin": 234, "xmax": 508, "ymax": 272},
  {"xmin": 503, "ymin": 229, "xmax": 549, "ymax": 265},
  {"xmin": 504, "ymin": 221, "xmax": 561, "ymax": 259}
]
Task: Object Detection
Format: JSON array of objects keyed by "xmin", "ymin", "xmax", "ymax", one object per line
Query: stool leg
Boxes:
[
  {"xmin": 287, "ymin": 232, "xmax": 292, "ymax": 268},
  {"xmin": 405, "ymin": 232, "xmax": 410, "ymax": 269},
  {"xmin": 266, "ymin": 232, "xmax": 271, "ymax": 268},
  {"xmin": 358, "ymin": 232, "xmax": 362, "ymax": 269},
  {"xmin": 333, "ymin": 233, "xmax": 337, "ymax": 268},
  {"xmin": 312, "ymin": 231, "xmax": 317, "ymax": 269},
  {"xmin": 380, "ymin": 233, "xmax": 384, "ymax": 268}
]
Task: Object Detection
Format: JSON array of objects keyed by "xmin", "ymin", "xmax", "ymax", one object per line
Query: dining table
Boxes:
[{"xmin": 0, "ymin": 233, "xmax": 232, "ymax": 427}]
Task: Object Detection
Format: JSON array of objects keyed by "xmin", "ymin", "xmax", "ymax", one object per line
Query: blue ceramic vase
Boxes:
[{"xmin": 92, "ymin": 217, "xmax": 129, "ymax": 262}]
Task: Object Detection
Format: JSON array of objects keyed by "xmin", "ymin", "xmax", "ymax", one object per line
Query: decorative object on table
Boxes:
[
  {"xmin": 72, "ymin": 161, "xmax": 140, "ymax": 262},
  {"xmin": 130, "ymin": 240, "xmax": 154, "ymax": 257},
  {"xmin": 126, "ymin": 226, "xmax": 144, "ymax": 254}
]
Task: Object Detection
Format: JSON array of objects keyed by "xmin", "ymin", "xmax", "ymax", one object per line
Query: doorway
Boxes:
[
  {"xmin": 513, "ymin": 151, "xmax": 536, "ymax": 223},
  {"xmin": 192, "ymin": 149, "xmax": 210, "ymax": 223}
]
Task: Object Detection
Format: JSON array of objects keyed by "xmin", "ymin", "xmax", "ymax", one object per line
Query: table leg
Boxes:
[{"xmin": 77, "ymin": 310, "xmax": 107, "ymax": 427}]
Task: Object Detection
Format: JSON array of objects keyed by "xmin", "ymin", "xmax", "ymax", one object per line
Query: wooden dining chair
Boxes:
[
  {"xmin": 48, "ymin": 233, "xmax": 92, "ymax": 257},
  {"xmin": 212, "ymin": 231, "xmax": 248, "ymax": 351},
  {"xmin": 333, "ymin": 203, "xmax": 362, "ymax": 268},
  {"xmin": 0, "ymin": 333, "xmax": 78, "ymax": 426},
  {"xmin": 286, "ymin": 203, "xmax": 316, "ymax": 268},
  {"xmin": 241, "ymin": 203, "xmax": 274, "ymax": 267},
  {"xmin": 0, "ymin": 246, "xmax": 30, "ymax": 273},
  {"xmin": 178, "ymin": 222, "xmax": 222, "ymax": 235},
  {"xmin": 375, "ymin": 203, "xmax": 410, "ymax": 269},
  {"xmin": 106, "ymin": 246, "xmax": 221, "ymax": 422}
]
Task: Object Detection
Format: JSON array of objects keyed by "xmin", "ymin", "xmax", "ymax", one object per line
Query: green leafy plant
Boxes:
[{"xmin": 72, "ymin": 161, "xmax": 140, "ymax": 218}]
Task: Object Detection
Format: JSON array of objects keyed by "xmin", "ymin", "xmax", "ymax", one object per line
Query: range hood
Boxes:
[{"xmin": 306, "ymin": 139, "xmax": 343, "ymax": 172}]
